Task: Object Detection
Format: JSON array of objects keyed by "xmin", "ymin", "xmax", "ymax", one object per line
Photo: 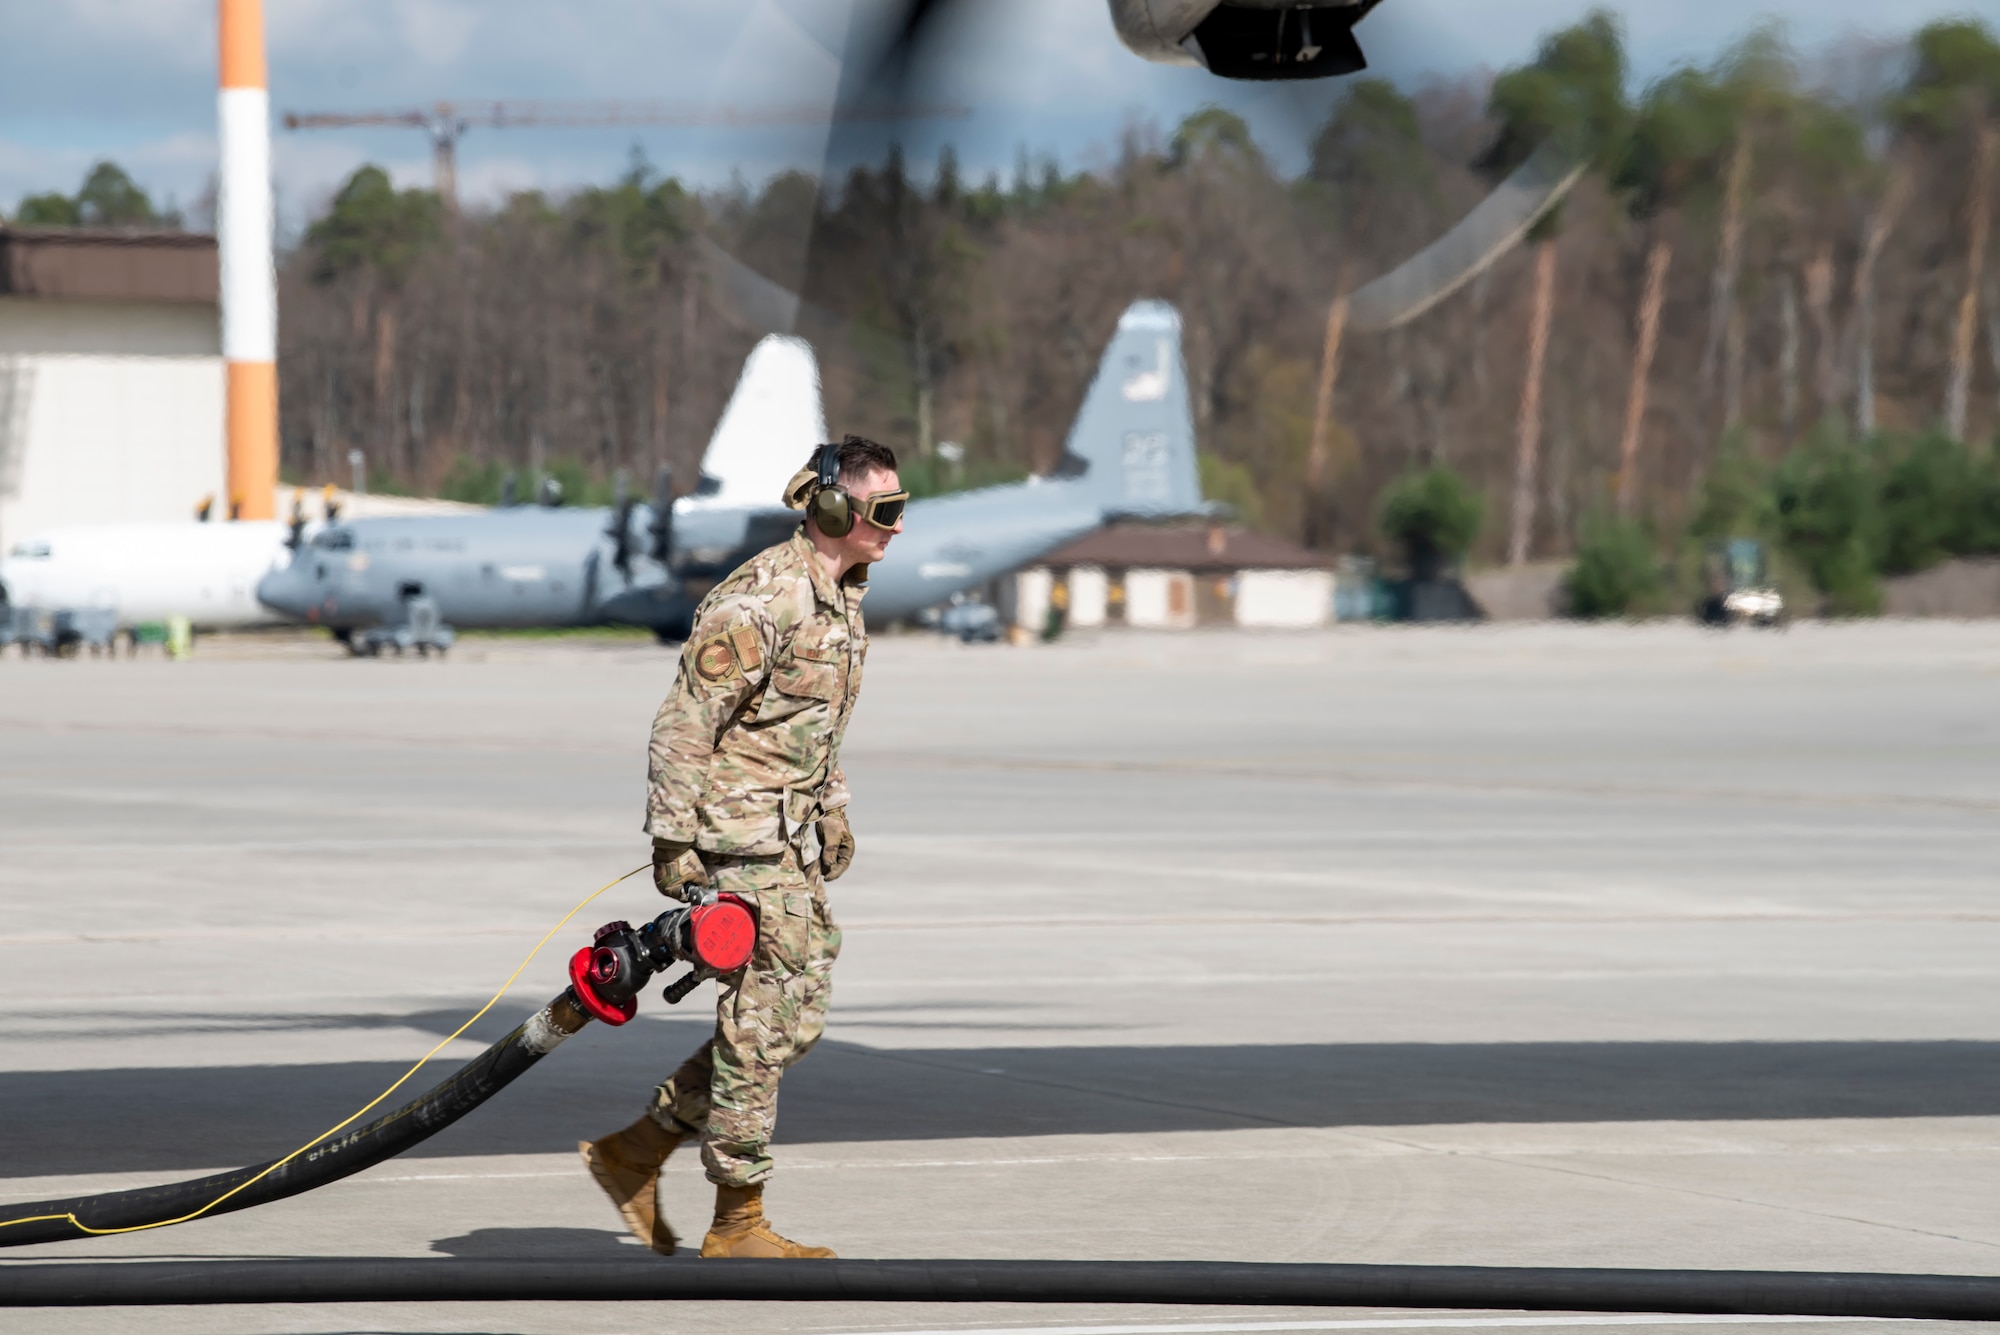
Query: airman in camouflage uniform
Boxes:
[{"xmin": 580, "ymin": 436, "xmax": 905, "ymax": 1260}]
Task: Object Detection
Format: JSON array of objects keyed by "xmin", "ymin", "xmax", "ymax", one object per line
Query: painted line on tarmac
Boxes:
[
  {"xmin": 830, "ymin": 1315, "xmax": 1856, "ymax": 1335},
  {"xmin": 835, "ymin": 911, "xmax": 2000, "ymax": 931},
  {"xmin": 852, "ymin": 750, "xmax": 2000, "ymax": 817},
  {"xmin": 2, "ymin": 836, "xmax": 629, "ymax": 854},
  {"xmin": 0, "ymin": 714, "xmax": 633, "ymax": 756},
  {"xmin": 11, "ymin": 911, "xmax": 2000, "ymax": 947},
  {"xmin": 824, "ymin": 965, "xmax": 2000, "ymax": 990},
  {"xmin": 0, "ymin": 925, "xmax": 574, "ymax": 946},
  {"xmin": 360, "ymin": 1154, "xmax": 1273, "ymax": 1185}
]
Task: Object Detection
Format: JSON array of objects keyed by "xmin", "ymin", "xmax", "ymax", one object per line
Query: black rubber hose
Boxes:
[
  {"xmin": 0, "ymin": 993, "xmax": 590, "ymax": 1249},
  {"xmin": 0, "ymin": 1258, "xmax": 1996, "ymax": 1318}
]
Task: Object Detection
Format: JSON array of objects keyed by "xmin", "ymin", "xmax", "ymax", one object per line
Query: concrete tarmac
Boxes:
[{"xmin": 1, "ymin": 622, "xmax": 1996, "ymax": 1335}]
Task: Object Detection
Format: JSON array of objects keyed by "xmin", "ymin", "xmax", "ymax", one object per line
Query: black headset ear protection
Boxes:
[{"xmin": 807, "ymin": 440, "xmax": 853, "ymax": 538}]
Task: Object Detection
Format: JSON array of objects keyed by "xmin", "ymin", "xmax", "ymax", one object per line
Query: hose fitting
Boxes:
[{"xmin": 567, "ymin": 895, "xmax": 758, "ymax": 1023}]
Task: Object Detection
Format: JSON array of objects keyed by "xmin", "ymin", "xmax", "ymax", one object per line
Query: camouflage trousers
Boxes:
[{"xmin": 647, "ymin": 847, "xmax": 840, "ymax": 1186}]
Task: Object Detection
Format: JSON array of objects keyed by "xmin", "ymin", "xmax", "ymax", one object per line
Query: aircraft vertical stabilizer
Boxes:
[
  {"xmin": 1058, "ymin": 301, "xmax": 1202, "ymax": 516},
  {"xmin": 689, "ymin": 336, "xmax": 827, "ymax": 510}
]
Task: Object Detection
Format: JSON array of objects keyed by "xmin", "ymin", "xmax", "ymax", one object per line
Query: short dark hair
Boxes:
[{"xmin": 810, "ymin": 434, "xmax": 898, "ymax": 486}]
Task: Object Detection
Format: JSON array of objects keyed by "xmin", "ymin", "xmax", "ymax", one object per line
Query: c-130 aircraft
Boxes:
[{"xmin": 255, "ymin": 300, "xmax": 1202, "ymax": 648}]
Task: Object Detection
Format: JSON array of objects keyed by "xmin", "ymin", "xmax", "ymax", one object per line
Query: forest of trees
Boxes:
[{"xmin": 13, "ymin": 14, "xmax": 2000, "ymax": 608}]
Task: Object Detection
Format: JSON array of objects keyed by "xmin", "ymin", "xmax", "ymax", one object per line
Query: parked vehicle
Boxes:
[{"xmin": 1699, "ymin": 539, "xmax": 1786, "ymax": 628}]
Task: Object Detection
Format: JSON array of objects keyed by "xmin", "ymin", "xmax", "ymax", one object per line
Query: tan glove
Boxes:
[
  {"xmin": 817, "ymin": 808, "xmax": 854, "ymax": 881},
  {"xmin": 652, "ymin": 836, "xmax": 709, "ymax": 900}
]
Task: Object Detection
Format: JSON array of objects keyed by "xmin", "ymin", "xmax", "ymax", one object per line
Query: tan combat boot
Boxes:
[
  {"xmin": 699, "ymin": 1182, "xmax": 836, "ymax": 1258},
  {"xmin": 578, "ymin": 1115, "xmax": 683, "ymax": 1255}
]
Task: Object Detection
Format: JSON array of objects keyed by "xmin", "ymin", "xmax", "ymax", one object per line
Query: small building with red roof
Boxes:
[{"xmin": 1008, "ymin": 519, "xmax": 1335, "ymax": 631}]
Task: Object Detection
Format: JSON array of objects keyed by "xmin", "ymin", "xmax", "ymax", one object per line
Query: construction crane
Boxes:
[{"xmin": 282, "ymin": 99, "xmax": 966, "ymax": 213}]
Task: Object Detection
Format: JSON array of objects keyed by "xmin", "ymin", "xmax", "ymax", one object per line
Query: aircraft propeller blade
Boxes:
[
  {"xmin": 649, "ymin": 465, "xmax": 675, "ymax": 567},
  {"xmin": 698, "ymin": 236, "xmax": 808, "ymax": 336},
  {"xmin": 851, "ymin": 0, "xmax": 958, "ymax": 103},
  {"xmin": 1344, "ymin": 141, "xmax": 1585, "ymax": 332},
  {"xmin": 692, "ymin": 0, "xmax": 1585, "ymax": 352},
  {"xmin": 608, "ymin": 476, "xmax": 638, "ymax": 583}
]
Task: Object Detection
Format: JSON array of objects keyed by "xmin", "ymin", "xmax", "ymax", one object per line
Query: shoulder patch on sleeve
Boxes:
[
  {"xmin": 693, "ymin": 633, "xmax": 741, "ymax": 684},
  {"xmin": 727, "ymin": 624, "xmax": 764, "ymax": 676}
]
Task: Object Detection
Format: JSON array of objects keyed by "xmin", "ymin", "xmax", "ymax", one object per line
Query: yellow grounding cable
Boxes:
[{"xmin": 0, "ymin": 864, "xmax": 647, "ymax": 1238}]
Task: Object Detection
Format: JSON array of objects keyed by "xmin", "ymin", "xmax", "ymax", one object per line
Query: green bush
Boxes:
[
  {"xmin": 540, "ymin": 457, "xmax": 619, "ymax": 508},
  {"xmin": 1683, "ymin": 427, "xmax": 2000, "ymax": 617},
  {"xmin": 1870, "ymin": 430, "xmax": 2000, "ymax": 569},
  {"xmin": 1378, "ymin": 466, "xmax": 1483, "ymax": 579},
  {"xmin": 1874, "ymin": 430, "xmax": 1976, "ymax": 574},
  {"xmin": 1962, "ymin": 446, "xmax": 2000, "ymax": 554},
  {"xmin": 1197, "ymin": 452, "xmax": 1267, "ymax": 530},
  {"xmin": 439, "ymin": 456, "xmax": 508, "ymax": 505},
  {"xmin": 1566, "ymin": 513, "xmax": 1661, "ymax": 617},
  {"xmin": 436, "ymin": 454, "xmax": 618, "ymax": 507},
  {"xmin": 1772, "ymin": 434, "xmax": 1879, "ymax": 613}
]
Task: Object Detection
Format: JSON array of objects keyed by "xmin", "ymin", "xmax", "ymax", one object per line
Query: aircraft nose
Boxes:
[{"xmin": 256, "ymin": 565, "xmax": 311, "ymax": 619}]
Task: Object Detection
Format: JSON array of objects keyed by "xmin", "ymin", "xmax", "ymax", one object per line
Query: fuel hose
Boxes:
[
  {"xmin": 0, "ymin": 1258, "xmax": 1996, "ymax": 1318},
  {"xmin": 0, "ymin": 866, "xmax": 651, "ymax": 1249},
  {"xmin": 0, "ymin": 990, "xmax": 592, "ymax": 1248}
]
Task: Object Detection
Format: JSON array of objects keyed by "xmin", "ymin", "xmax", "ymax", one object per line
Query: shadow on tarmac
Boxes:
[
  {"xmin": 431, "ymin": 1225, "xmax": 654, "ymax": 1261},
  {"xmin": 5, "ymin": 1017, "xmax": 1999, "ymax": 1179}
]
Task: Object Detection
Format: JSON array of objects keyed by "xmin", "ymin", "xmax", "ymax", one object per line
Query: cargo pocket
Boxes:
[
  {"xmin": 813, "ymin": 897, "xmax": 843, "ymax": 966},
  {"xmin": 756, "ymin": 891, "xmax": 813, "ymax": 975}
]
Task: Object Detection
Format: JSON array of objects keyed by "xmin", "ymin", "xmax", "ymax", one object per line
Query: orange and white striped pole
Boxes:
[{"xmin": 218, "ymin": 0, "xmax": 277, "ymax": 520}]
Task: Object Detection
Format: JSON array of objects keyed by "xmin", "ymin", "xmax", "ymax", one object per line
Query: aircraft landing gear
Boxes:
[{"xmin": 348, "ymin": 594, "xmax": 455, "ymax": 659}]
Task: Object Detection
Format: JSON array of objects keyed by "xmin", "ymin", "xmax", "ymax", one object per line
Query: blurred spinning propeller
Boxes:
[{"xmin": 700, "ymin": 0, "xmax": 1582, "ymax": 343}]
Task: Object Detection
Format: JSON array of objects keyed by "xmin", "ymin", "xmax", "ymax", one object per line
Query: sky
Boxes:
[{"xmin": 0, "ymin": 0, "xmax": 1980, "ymax": 234}]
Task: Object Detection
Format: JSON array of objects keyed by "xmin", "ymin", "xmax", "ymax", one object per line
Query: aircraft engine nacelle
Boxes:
[{"xmin": 1109, "ymin": 0, "xmax": 1380, "ymax": 81}]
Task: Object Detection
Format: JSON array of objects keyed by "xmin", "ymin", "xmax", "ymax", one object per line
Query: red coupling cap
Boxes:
[
  {"xmin": 688, "ymin": 895, "xmax": 757, "ymax": 973},
  {"xmin": 568, "ymin": 945, "xmax": 637, "ymax": 1026}
]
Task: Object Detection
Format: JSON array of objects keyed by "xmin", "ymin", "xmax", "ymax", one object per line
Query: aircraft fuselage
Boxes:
[{"xmin": 255, "ymin": 499, "xmax": 803, "ymax": 636}]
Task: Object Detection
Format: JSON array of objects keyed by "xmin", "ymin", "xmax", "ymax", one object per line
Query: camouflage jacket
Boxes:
[{"xmin": 645, "ymin": 528, "xmax": 868, "ymax": 855}]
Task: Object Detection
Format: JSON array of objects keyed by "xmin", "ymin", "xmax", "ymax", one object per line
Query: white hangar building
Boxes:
[{"xmin": 0, "ymin": 227, "xmax": 223, "ymax": 554}]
